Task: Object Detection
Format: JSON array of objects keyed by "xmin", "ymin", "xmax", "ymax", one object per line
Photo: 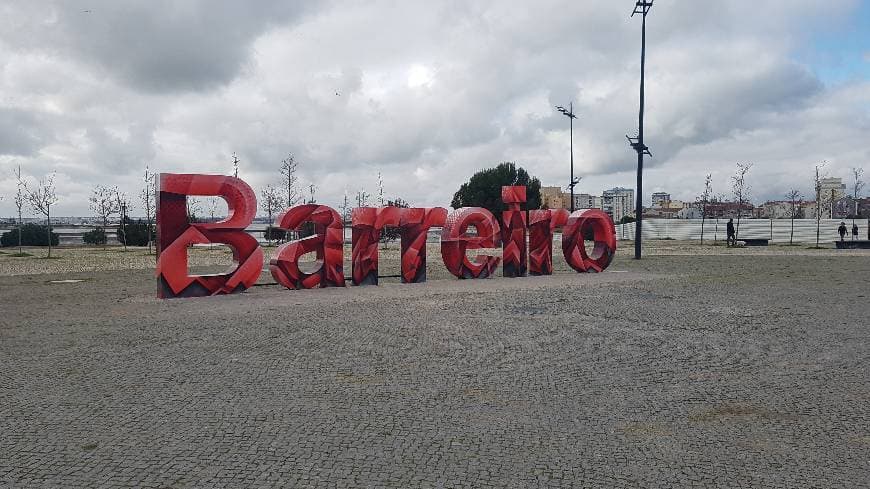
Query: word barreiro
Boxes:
[{"xmin": 156, "ymin": 174, "xmax": 617, "ymax": 299}]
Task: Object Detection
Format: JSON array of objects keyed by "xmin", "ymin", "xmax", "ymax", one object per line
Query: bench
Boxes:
[
  {"xmin": 738, "ymin": 238, "xmax": 769, "ymax": 247},
  {"xmin": 835, "ymin": 240, "xmax": 870, "ymax": 249}
]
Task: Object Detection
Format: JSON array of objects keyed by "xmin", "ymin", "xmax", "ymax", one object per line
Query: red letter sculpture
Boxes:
[
  {"xmin": 561, "ymin": 209, "xmax": 617, "ymax": 273},
  {"xmin": 501, "ymin": 186, "xmax": 527, "ymax": 277},
  {"xmin": 156, "ymin": 173, "xmax": 263, "ymax": 298},
  {"xmin": 440, "ymin": 207, "xmax": 501, "ymax": 279},
  {"xmin": 398, "ymin": 207, "xmax": 448, "ymax": 283},
  {"xmin": 528, "ymin": 208, "xmax": 569, "ymax": 275},
  {"xmin": 352, "ymin": 207, "xmax": 401, "ymax": 285},
  {"xmin": 269, "ymin": 204, "xmax": 345, "ymax": 289}
]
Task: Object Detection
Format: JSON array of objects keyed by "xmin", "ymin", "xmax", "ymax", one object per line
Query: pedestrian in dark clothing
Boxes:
[
  {"xmin": 852, "ymin": 223, "xmax": 859, "ymax": 240},
  {"xmin": 838, "ymin": 222, "xmax": 847, "ymax": 242},
  {"xmin": 726, "ymin": 218, "xmax": 736, "ymax": 247}
]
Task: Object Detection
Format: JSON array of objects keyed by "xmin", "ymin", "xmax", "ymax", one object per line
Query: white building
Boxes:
[
  {"xmin": 819, "ymin": 177, "xmax": 846, "ymax": 201},
  {"xmin": 817, "ymin": 178, "xmax": 847, "ymax": 218},
  {"xmin": 574, "ymin": 193, "xmax": 603, "ymax": 210},
  {"xmin": 602, "ymin": 187, "xmax": 635, "ymax": 222}
]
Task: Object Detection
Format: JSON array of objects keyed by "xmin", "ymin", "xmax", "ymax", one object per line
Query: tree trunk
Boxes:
[
  {"xmin": 121, "ymin": 217, "xmax": 127, "ymax": 251},
  {"xmin": 46, "ymin": 206, "xmax": 52, "ymax": 258},
  {"xmin": 17, "ymin": 209, "xmax": 23, "ymax": 255},
  {"xmin": 790, "ymin": 216, "xmax": 794, "ymax": 245},
  {"xmin": 146, "ymin": 216, "xmax": 153, "ymax": 254},
  {"xmin": 735, "ymin": 211, "xmax": 741, "ymax": 242}
]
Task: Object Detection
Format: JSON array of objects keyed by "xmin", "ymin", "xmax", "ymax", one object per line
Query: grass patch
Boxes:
[
  {"xmin": 8, "ymin": 252, "xmax": 34, "ymax": 257},
  {"xmin": 38, "ymin": 255, "xmax": 63, "ymax": 260}
]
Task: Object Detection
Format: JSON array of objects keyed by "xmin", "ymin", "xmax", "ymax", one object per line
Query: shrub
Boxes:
[
  {"xmin": 263, "ymin": 226, "xmax": 287, "ymax": 242},
  {"xmin": 82, "ymin": 227, "xmax": 107, "ymax": 245},
  {"xmin": 116, "ymin": 217, "xmax": 154, "ymax": 246},
  {"xmin": 0, "ymin": 224, "xmax": 59, "ymax": 247}
]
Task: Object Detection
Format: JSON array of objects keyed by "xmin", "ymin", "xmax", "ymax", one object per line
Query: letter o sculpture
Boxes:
[{"xmin": 562, "ymin": 209, "xmax": 617, "ymax": 273}]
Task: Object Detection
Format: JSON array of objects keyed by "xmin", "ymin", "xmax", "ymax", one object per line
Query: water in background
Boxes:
[{"xmin": 1, "ymin": 218, "xmax": 865, "ymax": 246}]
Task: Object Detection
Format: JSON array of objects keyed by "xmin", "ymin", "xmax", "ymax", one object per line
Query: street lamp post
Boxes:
[
  {"xmin": 627, "ymin": 0, "xmax": 653, "ymax": 260},
  {"xmin": 555, "ymin": 103, "xmax": 580, "ymax": 212},
  {"xmin": 120, "ymin": 201, "xmax": 128, "ymax": 251}
]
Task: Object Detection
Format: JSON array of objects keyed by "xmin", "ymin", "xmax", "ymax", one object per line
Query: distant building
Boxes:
[
  {"xmin": 676, "ymin": 206, "xmax": 703, "ymax": 219},
  {"xmin": 602, "ymin": 187, "xmax": 635, "ymax": 222},
  {"xmin": 819, "ymin": 177, "xmax": 846, "ymax": 201},
  {"xmin": 540, "ymin": 186, "xmax": 567, "ymax": 210},
  {"xmin": 761, "ymin": 201, "xmax": 802, "ymax": 219},
  {"xmin": 702, "ymin": 201, "xmax": 755, "ymax": 219},
  {"xmin": 815, "ymin": 177, "xmax": 847, "ymax": 218},
  {"xmin": 832, "ymin": 196, "xmax": 862, "ymax": 219},
  {"xmin": 574, "ymin": 193, "xmax": 602, "ymax": 210},
  {"xmin": 651, "ymin": 192, "xmax": 670, "ymax": 208}
]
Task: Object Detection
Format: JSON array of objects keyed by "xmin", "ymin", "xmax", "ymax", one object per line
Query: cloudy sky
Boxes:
[{"xmin": 1, "ymin": 0, "xmax": 869, "ymax": 216}]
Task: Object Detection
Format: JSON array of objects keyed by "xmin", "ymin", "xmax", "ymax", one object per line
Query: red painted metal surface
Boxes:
[
  {"xmin": 561, "ymin": 209, "xmax": 617, "ymax": 273},
  {"xmin": 501, "ymin": 186, "xmax": 527, "ymax": 277},
  {"xmin": 156, "ymin": 174, "xmax": 263, "ymax": 298},
  {"xmin": 351, "ymin": 207, "xmax": 401, "ymax": 285},
  {"xmin": 269, "ymin": 204, "xmax": 345, "ymax": 289},
  {"xmin": 440, "ymin": 207, "xmax": 501, "ymax": 279},
  {"xmin": 399, "ymin": 207, "xmax": 448, "ymax": 283},
  {"xmin": 528, "ymin": 208, "xmax": 570, "ymax": 276}
]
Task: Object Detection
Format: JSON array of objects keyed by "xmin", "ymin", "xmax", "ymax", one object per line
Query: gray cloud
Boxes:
[
  {"xmin": 0, "ymin": 108, "xmax": 46, "ymax": 156},
  {"xmin": 0, "ymin": 0, "xmax": 867, "ymax": 216},
  {"xmin": 1, "ymin": 1, "xmax": 315, "ymax": 93}
]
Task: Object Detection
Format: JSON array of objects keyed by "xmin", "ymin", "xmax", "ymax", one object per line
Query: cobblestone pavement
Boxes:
[{"xmin": 0, "ymin": 251, "xmax": 868, "ymax": 488}]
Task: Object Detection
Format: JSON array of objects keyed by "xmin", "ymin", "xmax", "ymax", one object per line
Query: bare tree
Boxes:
[
  {"xmin": 307, "ymin": 183, "xmax": 316, "ymax": 204},
  {"xmin": 232, "ymin": 153, "xmax": 240, "ymax": 178},
  {"xmin": 355, "ymin": 189, "xmax": 370, "ymax": 207},
  {"xmin": 89, "ymin": 185, "xmax": 120, "ymax": 248},
  {"xmin": 141, "ymin": 166, "xmax": 156, "ymax": 254},
  {"xmin": 260, "ymin": 185, "xmax": 282, "ymax": 244},
  {"xmin": 785, "ymin": 189, "xmax": 802, "ymax": 245},
  {"xmin": 13, "ymin": 166, "xmax": 25, "ymax": 255},
  {"xmin": 340, "ymin": 189, "xmax": 351, "ymax": 244},
  {"xmin": 813, "ymin": 163, "xmax": 826, "ymax": 248},
  {"xmin": 280, "ymin": 154, "xmax": 301, "ymax": 208},
  {"xmin": 187, "ymin": 197, "xmax": 201, "ymax": 222},
  {"xmin": 851, "ymin": 167, "xmax": 864, "ymax": 226},
  {"xmin": 377, "ymin": 171, "xmax": 384, "ymax": 206},
  {"xmin": 698, "ymin": 173, "xmax": 712, "ymax": 244},
  {"xmin": 115, "ymin": 191, "xmax": 131, "ymax": 251},
  {"xmin": 731, "ymin": 162, "xmax": 752, "ymax": 241},
  {"xmin": 22, "ymin": 172, "xmax": 59, "ymax": 258}
]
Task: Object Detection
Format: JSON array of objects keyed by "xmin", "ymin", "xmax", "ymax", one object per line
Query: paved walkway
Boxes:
[{"xmin": 1, "ymin": 254, "xmax": 868, "ymax": 487}]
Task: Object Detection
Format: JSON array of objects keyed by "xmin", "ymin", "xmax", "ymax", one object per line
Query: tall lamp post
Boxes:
[
  {"xmin": 119, "ymin": 200, "xmax": 128, "ymax": 251},
  {"xmin": 555, "ymin": 103, "xmax": 580, "ymax": 212},
  {"xmin": 627, "ymin": 0, "xmax": 653, "ymax": 259}
]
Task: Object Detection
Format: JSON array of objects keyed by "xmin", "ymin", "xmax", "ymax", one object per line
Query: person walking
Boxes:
[
  {"xmin": 852, "ymin": 222, "xmax": 859, "ymax": 240},
  {"xmin": 726, "ymin": 218, "xmax": 736, "ymax": 247},
  {"xmin": 838, "ymin": 222, "xmax": 847, "ymax": 242}
]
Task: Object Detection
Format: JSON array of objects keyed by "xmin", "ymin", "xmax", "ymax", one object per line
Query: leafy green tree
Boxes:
[
  {"xmin": 450, "ymin": 162, "xmax": 542, "ymax": 216},
  {"xmin": 115, "ymin": 217, "xmax": 153, "ymax": 246},
  {"xmin": 82, "ymin": 227, "xmax": 107, "ymax": 245},
  {"xmin": 1, "ymin": 224, "xmax": 59, "ymax": 247}
]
